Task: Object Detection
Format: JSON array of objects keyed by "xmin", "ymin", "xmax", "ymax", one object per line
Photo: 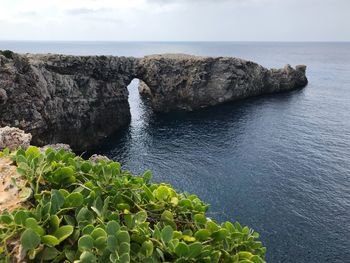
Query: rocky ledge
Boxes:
[{"xmin": 0, "ymin": 51, "xmax": 307, "ymax": 150}]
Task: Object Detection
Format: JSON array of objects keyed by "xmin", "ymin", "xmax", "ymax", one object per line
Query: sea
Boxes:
[{"xmin": 1, "ymin": 41, "xmax": 349, "ymax": 262}]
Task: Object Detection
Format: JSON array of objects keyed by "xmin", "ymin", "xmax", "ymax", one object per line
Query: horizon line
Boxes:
[{"xmin": 0, "ymin": 40, "xmax": 349, "ymax": 43}]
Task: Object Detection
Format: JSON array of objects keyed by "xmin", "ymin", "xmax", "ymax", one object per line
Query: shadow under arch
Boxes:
[{"xmin": 88, "ymin": 80, "xmax": 305, "ymax": 161}]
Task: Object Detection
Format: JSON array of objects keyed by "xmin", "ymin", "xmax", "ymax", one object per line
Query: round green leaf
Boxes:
[
  {"xmin": 25, "ymin": 218, "xmax": 45, "ymax": 236},
  {"xmin": 161, "ymin": 225, "xmax": 173, "ymax": 243},
  {"xmin": 194, "ymin": 229, "xmax": 210, "ymax": 241},
  {"xmin": 188, "ymin": 242, "xmax": 202, "ymax": 258},
  {"xmin": 116, "ymin": 230, "xmax": 130, "ymax": 244},
  {"xmin": 81, "ymin": 161, "xmax": 92, "ymax": 173},
  {"xmin": 0, "ymin": 214, "xmax": 13, "ymax": 224},
  {"xmin": 25, "ymin": 146, "xmax": 41, "ymax": 158},
  {"xmin": 107, "ymin": 235, "xmax": 118, "ymax": 252},
  {"xmin": 91, "ymin": 228, "xmax": 107, "ymax": 240},
  {"xmin": 119, "ymin": 253, "xmax": 130, "ymax": 263},
  {"xmin": 119, "ymin": 242, "xmax": 130, "ymax": 254},
  {"xmin": 64, "ymin": 192, "xmax": 84, "ymax": 207},
  {"xmin": 106, "ymin": 221, "xmax": 120, "ymax": 235},
  {"xmin": 211, "ymin": 229, "xmax": 229, "ymax": 242},
  {"xmin": 42, "ymin": 235, "xmax": 60, "ymax": 246},
  {"xmin": 178, "ymin": 199, "xmax": 193, "ymax": 209},
  {"xmin": 78, "ymin": 235, "xmax": 94, "ymax": 251},
  {"xmin": 141, "ymin": 240, "xmax": 154, "ymax": 257},
  {"xmin": 50, "ymin": 189, "xmax": 65, "ymax": 214},
  {"xmin": 134, "ymin": 210, "xmax": 147, "ymax": 224},
  {"xmin": 194, "ymin": 214, "xmax": 207, "ymax": 225},
  {"xmin": 77, "ymin": 207, "xmax": 95, "ymax": 224},
  {"xmin": 154, "ymin": 186, "xmax": 170, "ymax": 201},
  {"xmin": 175, "ymin": 242, "xmax": 189, "ymax": 258},
  {"xmin": 161, "ymin": 210, "xmax": 173, "ymax": 222},
  {"xmin": 80, "ymin": 251, "xmax": 96, "ymax": 263},
  {"xmin": 82, "ymin": 224, "xmax": 95, "ymax": 235},
  {"xmin": 14, "ymin": 210, "xmax": 28, "ymax": 225},
  {"xmin": 20, "ymin": 229, "xmax": 41, "ymax": 251},
  {"xmin": 94, "ymin": 236, "xmax": 107, "ymax": 250},
  {"xmin": 41, "ymin": 247, "xmax": 60, "ymax": 260},
  {"xmin": 54, "ymin": 225, "xmax": 74, "ymax": 242}
]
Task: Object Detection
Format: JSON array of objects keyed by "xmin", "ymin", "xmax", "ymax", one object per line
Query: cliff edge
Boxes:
[{"xmin": 0, "ymin": 51, "xmax": 307, "ymax": 149}]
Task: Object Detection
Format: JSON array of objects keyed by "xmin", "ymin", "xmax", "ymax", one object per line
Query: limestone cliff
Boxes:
[
  {"xmin": 0, "ymin": 53, "xmax": 136, "ymax": 149},
  {"xmin": 137, "ymin": 54, "xmax": 307, "ymax": 111},
  {"xmin": 0, "ymin": 51, "xmax": 307, "ymax": 149}
]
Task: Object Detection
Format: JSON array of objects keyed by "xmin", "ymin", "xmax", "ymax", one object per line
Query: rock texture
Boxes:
[
  {"xmin": 0, "ymin": 52, "xmax": 307, "ymax": 149},
  {"xmin": 0, "ymin": 53, "xmax": 136, "ymax": 149},
  {"xmin": 137, "ymin": 54, "xmax": 308, "ymax": 111},
  {"xmin": 0, "ymin": 126, "xmax": 32, "ymax": 151},
  {"xmin": 40, "ymin": 143, "xmax": 72, "ymax": 153}
]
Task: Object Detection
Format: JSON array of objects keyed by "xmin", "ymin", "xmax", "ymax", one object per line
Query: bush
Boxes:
[
  {"xmin": 0, "ymin": 50, "xmax": 14, "ymax": 59},
  {"xmin": 0, "ymin": 147, "xmax": 266, "ymax": 262}
]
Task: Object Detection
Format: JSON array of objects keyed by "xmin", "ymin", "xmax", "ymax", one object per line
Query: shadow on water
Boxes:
[{"xmin": 95, "ymin": 79, "xmax": 304, "ymax": 156}]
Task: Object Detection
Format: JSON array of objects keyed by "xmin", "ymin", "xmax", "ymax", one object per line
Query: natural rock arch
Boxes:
[{"xmin": 0, "ymin": 52, "xmax": 307, "ymax": 150}]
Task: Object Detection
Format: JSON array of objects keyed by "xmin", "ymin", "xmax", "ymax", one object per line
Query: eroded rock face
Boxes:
[
  {"xmin": 0, "ymin": 53, "xmax": 136, "ymax": 149},
  {"xmin": 137, "ymin": 54, "xmax": 308, "ymax": 111},
  {"xmin": 0, "ymin": 52, "xmax": 307, "ymax": 149}
]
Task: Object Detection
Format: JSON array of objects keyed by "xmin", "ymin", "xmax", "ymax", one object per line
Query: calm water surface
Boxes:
[{"xmin": 1, "ymin": 41, "xmax": 349, "ymax": 262}]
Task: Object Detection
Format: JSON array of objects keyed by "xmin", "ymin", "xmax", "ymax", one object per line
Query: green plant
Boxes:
[
  {"xmin": 98, "ymin": 55, "xmax": 108, "ymax": 60},
  {"xmin": 0, "ymin": 147, "xmax": 266, "ymax": 262},
  {"xmin": 0, "ymin": 50, "xmax": 14, "ymax": 59}
]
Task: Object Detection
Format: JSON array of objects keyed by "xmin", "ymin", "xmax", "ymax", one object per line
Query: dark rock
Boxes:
[
  {"xmin": 138, "ymin": 80, "xmax": 152, "ymax": 97},
  {"xmin": 137, "ymin": 54, "xmax": 308, "ymax": 111},
  {"xmin": 0, "ymin": 88, "xmax": 7, "ymax": 104},
  {"xmin": 0, "ymin": 52, "xmax": 308, "ymax": 149},
  {"xmin": 0, "ymin": 53, "xmax": 136, "ymax": 150}
]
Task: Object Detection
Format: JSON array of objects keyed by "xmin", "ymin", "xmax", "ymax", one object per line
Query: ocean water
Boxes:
[{"xmin": 1, "ymin": 41, "xmax": 349, "ymax": 262}]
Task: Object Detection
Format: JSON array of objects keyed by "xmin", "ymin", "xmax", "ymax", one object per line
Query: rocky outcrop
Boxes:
[
  {"xmin": 0, "ymin": 126, "xmax": 32, "ymax": 151},
  {"xmin": 0, "ymin": 52, "xmax": 307, "ymax": 149},
  {"xmin": 0, "ymin": 53, "xmax": 136, "ymax": 149},
  {"xmin": 137, "ymin": 54, "xmax": 308, "ymax": 111},
  {"xmin": 0, "ymin": 126, "xmax": 72, "ymax": 153}
]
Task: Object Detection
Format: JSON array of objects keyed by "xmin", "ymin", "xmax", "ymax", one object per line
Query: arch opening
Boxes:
[{"xmin": 126, "ymin": 78, "xmax": 153, "ymax": 131}]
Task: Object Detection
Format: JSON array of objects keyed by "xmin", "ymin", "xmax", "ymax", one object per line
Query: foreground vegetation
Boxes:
[{"xmin": 0, "ymin": 147, "xmax": 266, "ymax": 262}]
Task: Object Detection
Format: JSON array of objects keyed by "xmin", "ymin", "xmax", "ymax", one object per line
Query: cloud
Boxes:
[
  {"xmin": 65, "ymin": 8, "xmax": 106, "ymax": 15},
  {"xmin": 0, "ymin": 0, "xmax": 349, "ymax": 41},
  {"xmin": 146, "ymin": 0, "xmax": 268, "ymax": 5}
]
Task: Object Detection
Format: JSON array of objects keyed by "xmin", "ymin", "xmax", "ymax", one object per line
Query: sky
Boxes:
[{"xmin": 0, "ymin": 0, "xmax": 349, "ymax": 41}]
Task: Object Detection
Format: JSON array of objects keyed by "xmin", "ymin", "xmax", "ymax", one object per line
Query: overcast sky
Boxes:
[{"xmin": 0, "ymin": 0, "xmax": 349, "ymax": 41}]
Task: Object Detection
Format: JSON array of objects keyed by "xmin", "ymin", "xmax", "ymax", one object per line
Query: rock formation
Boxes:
[
  {"xmin": 0, "ymin": 126, "xmax": 32, "ymax": 151},
  {"xmin": 0, "ymin": 52, "xmax": 307, "ymax": 149},
  {"xmin": 0, "ymin": 53, "xmax": 136, "ymax": 149},
  {"xmin": 137, "ymin": 54, "xmax": 308, "ymax": 111}
]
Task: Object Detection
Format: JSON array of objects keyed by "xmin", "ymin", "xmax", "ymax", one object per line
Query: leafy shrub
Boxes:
[
  {"xmin": 0, "ymin": 50, "xmax": 14, "ymax": 59},
  {"xmin": 98, "ymin": 55, "xmax": 108, "ymax": 60},
  {"xmin": 0, "ymin": 147, "xmax": 266, "ymax": 262}
]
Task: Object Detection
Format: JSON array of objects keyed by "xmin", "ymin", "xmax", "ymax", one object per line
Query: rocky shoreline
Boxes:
[{"xmin": 0, "ymin": 51, "xmax": 307, "ymax": 150}]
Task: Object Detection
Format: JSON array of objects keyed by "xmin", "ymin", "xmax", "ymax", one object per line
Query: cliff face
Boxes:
[
  {"xmin": 0, "ymin": 53, "xmax": 136, "ymax": 149},
  {"xmin": 138, "ymin": 54, "xmax": 308, "ymax": 111},
  {"xmin": 0, "ymin": 52, "xmax": 307, "ymax": 149}
]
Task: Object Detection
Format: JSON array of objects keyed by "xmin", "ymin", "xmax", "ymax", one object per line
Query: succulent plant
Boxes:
[{"xmin": 0, "ymin": 147, "xmax": 265, "ymax": 262}]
